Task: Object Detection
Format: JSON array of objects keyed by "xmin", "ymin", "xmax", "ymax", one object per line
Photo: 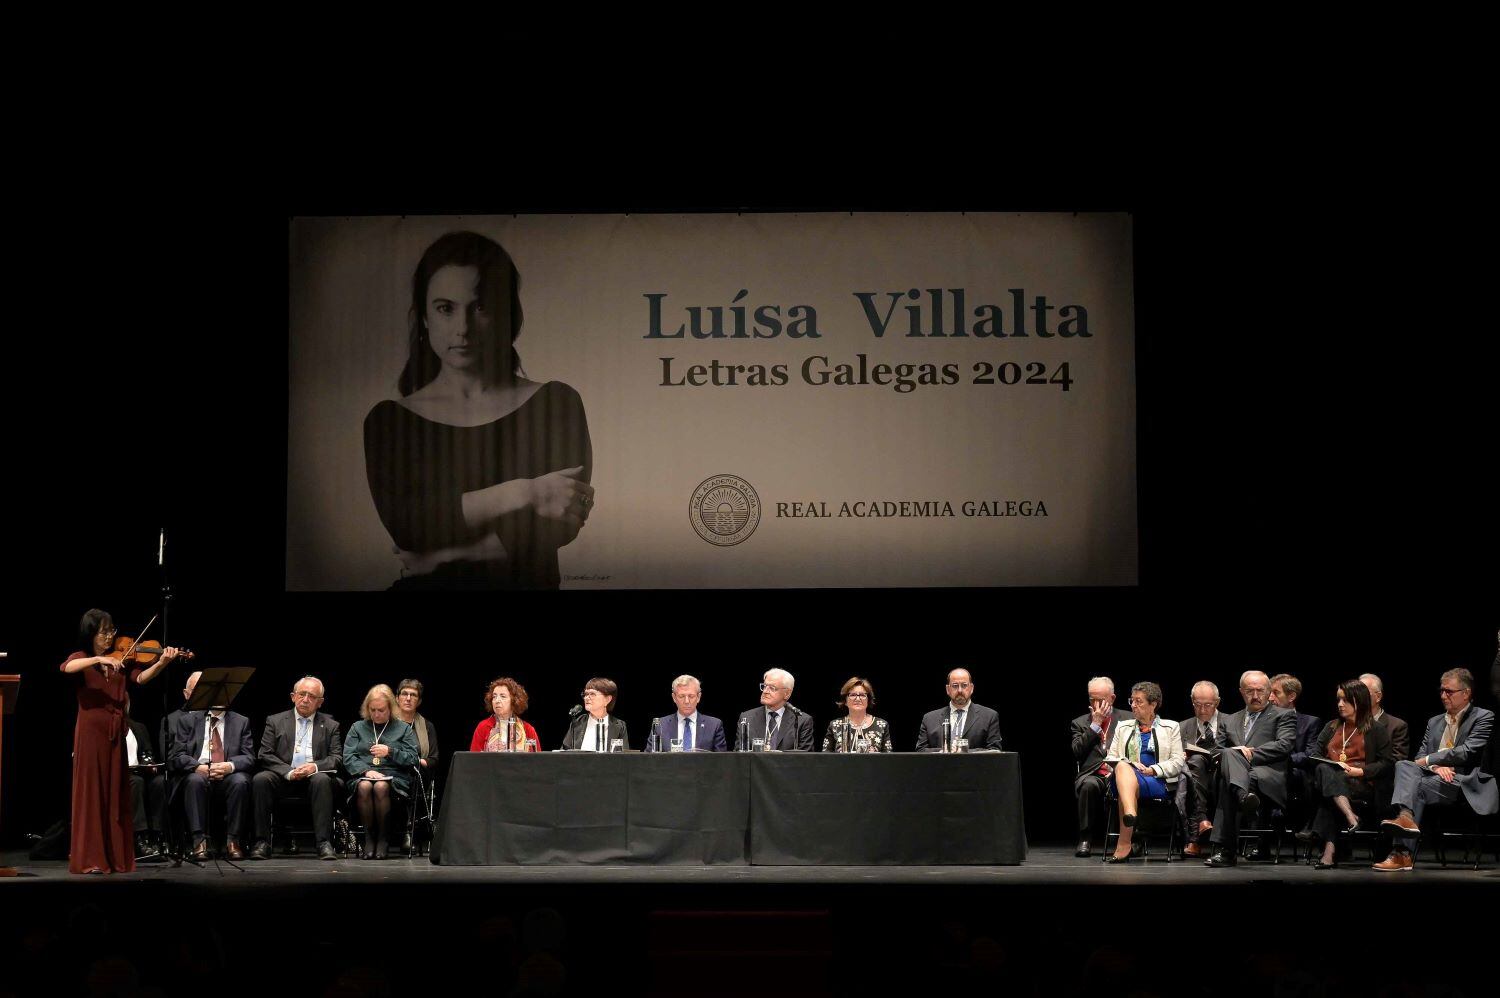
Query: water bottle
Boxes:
[{"xmin": 738, "ymin": 717, "xmax": 749, "ymax": 752}]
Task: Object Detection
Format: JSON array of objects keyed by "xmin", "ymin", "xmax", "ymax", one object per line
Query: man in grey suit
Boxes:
[
  {"xmin": 250, "ymin": 676, "xmax": 344, "ymax": 861},
  {"xmin": 917, "ymin": 668, "xmax": 1002, "ymax": 751},
  {"xmin": 1374, "ymin": 667, "xmax": 1496, "ymax": 871},
  {"xmin": 734, "ymin": 668, "xmax": 815, "ymax": 751},
  {"xmin": 1361, "ymin": 673, "xmax": 1410, "ymax": 761},
  {"xmin": 1177, "ymin": 681, "xmax": 1225, "ymax": 857},
  {"xmin": 1205, "ymin": 670, "xmax": 1297, "ymax": 867}
]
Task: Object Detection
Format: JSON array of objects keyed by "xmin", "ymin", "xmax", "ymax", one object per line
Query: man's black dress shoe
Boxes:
[
  {"xmin": 1075, "ymin": 841, "xmax": 1092, "ymax": 858},
  {"xmin": 317, "ymin": 841, "xmax": 338, "ymax": 861},
  {"xmin": 248, "ymin": 841, "xmax": 272, "ymax": 861},
  {"xmin": 1204, "ymin": 850, "xmax": 1236, "ymax": 868},
  {"xmin": 1243, "ymin": 845, "xmax": 1267, "ymax": 861},
  {"xmin": 1238, "ymin": 792, "xmax": 1260, "ymax": 817}
]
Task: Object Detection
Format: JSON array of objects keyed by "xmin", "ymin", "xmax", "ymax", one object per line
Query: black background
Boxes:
[{"xmin": 4, "ymin": 147, "xmax": 1494, "ymax": 852}]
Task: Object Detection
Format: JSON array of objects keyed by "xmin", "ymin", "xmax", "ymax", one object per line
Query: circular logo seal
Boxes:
[{"xmin": 689, "ymin": 474, "xmax": 761, "ymax": 547}]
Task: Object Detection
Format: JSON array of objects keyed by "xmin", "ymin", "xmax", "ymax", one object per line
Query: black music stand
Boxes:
[{"xmin": 182, "ymin": 667, "xmax": 255, "ymax": 872}]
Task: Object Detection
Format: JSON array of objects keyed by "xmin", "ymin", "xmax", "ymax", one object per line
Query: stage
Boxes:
[
  {"xmin": 5, "ymin": 843, "xmax": 1494, "ymax": 886},
  {"xmin": 3, "ymin": 846, "xmax": 1495, "ymax": 997}
]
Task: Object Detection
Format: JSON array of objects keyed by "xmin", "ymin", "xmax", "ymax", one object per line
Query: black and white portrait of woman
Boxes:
[{"xmin": 362, "ymin": 231, "xmax": 595, "ymax": 589}]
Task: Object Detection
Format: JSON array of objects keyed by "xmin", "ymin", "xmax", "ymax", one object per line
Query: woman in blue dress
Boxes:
[{"xmin": 1102, "ymin": 681, "xmax": 1185, "ymax": 863}]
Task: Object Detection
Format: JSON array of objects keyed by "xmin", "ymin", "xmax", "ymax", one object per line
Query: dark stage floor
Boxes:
[
  {"xmin": 5, "ymin": 843, "xmax": 1496, "ymax": 886},
  {"xmin": 4, "ymin": 846, "xmax": 1496, "ymax": 998}
]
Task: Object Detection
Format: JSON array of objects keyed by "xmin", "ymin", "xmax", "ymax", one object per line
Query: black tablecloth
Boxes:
[
  {"xmin": 431, "ymin": 751, "xmax": 1025, "ymax": 866},
  {"xmin": 748, "ymin": 752, "xmax": 1026, "ymax": 865},
  {"xmin": 430, "ymin": 752, "xmax": 750, "ymax": 865}
]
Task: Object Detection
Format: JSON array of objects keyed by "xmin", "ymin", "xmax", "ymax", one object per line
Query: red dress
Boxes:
[
  {"xmin": 469, "ymin": 716, "xmax": 540, "ymax": 752},
  {"xmin": 60, "ymin": 651, "xmax": 138, "ymax": 873}
]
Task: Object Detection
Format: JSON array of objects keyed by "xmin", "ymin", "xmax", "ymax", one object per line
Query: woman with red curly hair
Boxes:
[{"xmin": 470, "ymin": 677, "xmax": 540, "ymax": 752}]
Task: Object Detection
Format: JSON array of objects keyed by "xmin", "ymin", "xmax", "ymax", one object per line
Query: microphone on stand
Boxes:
[
  {"xmin": 158, "ymin": 528, "xmax": 165, "ymax": 567},
  {"xmin": 651, "ymin": 717, "xmax": 661, "ymax": 752}
]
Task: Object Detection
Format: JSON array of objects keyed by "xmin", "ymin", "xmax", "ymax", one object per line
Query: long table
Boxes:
[{"xmin": 429, "ymin": 751, "xmax": 1026, "ymax": 866}]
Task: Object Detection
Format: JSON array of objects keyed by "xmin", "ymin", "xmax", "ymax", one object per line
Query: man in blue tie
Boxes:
[
  {"xmin": 644, "ymin": 675, "xmax": 728, "ymax": 752},
  {"xmin": 249, "ymin": 676, "xmax": 344, "ymax": 860}
]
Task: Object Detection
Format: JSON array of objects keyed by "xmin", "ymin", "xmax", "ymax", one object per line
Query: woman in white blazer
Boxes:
[{"xmin": 1102, "ymin": 681, "xmax": 1186, "ymax": 863}]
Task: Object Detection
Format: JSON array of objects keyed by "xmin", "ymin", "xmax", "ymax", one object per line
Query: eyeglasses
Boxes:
[
  {"xmin": 397, "ymin": 691, "xmax": 420, "ymax": 698},
  {"xmin": 581, "ymin": 690, "xmax": 602, "ymax": 699},
  {"xmin": 845, "ymin": 692, "xmax": 869, "ymax": 700},
  {"xmin": 1190, "ymin": 700, "xmax": 1218, "ymax": 708},
  {"xmin": 292, "ymin": 692, "xmax": 322, "ymax": 701},
  {"xmin": 1439, "ymin": 687, "xmax": 1467, "ymax": 697},
  {"xmin": 1128, "ymin": 698, "xmax": 1152, "ymax": 706},
  {"xmin": 946, "ymin": 682, "xmax": 973, "ymax": 690},
  {"xmin": 759, "ymin": 683, "xmax": 785, "ymax": 693}
]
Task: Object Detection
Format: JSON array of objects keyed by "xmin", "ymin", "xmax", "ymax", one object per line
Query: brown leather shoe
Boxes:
[
  {"xmin": 225, "ymin": 840, "xmax": 246, "ymax": 861},
  {"xmin": 1182, "ymin": 842, "xmax": 1204, "ymax": 857},
  {"xmin": 1381, "ymin": 812, "xmax": 1420, "ymax": 834},
  {"xmin": 1372, "ymin": 852, "xmax": 1414, "ymax": 872},
  {"xmin": 190, "ymin": 840, "xmax": 210, "ymax": 861}
]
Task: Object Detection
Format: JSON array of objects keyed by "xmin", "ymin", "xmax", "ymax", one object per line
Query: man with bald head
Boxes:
[
  {"xmin": 251, "ymin": 676, "xmax": 344, "ymax": 860},
  {"xmin": 1204, "ymin": 670, "xmax": 1297, "ymax": 867},
  {"xmin": 918, "ymin": 669, "xmax": 1003, "ymax": 751},
  {"xmin": 1360, "ymin": 673, "xmax": 1410, "ymax": 762},
  {"xmin": 1177, "ymin": 681, "xmax": 1225, "ymax": 857},
  {"xmin": 1070, "ymin": 677, "xmax": 1131, "ymax": 857}
]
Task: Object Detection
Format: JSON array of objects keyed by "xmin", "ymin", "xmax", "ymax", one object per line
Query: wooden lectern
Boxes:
[{"xmin": 0, "ymin": 666, "xmax": 18, "ymax": 876}]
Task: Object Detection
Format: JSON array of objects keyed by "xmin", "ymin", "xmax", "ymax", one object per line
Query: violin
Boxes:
[{"xmin": 112, "ymin": 634, "xmax": 193, "ymax": 667}]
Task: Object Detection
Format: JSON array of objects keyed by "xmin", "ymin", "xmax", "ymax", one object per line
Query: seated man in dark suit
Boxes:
[
  {"xmin": 1205, "ymin": 670, "xmax": 1297, "ymax": 867},
  {"xmin": 1177, "ymin": 681, "xmax": 1225, "ymax": 857},
  {"xmin": 168, "ymin": 692, "xmax": 256, "ymax": 861},
  {"xmin": 917, "ymin": 668, "xmax": 1002, "ymax": 751},
  {"xmin": 1375, "ymin": 667, "xmax": 1497, "ymax": 871},
  {"xmin": 1070, "ymin": 676, "xmax": 1131, "ymax": 857},
  {"xmin": 124, "ymin": 696, "xmax": 166, "ymax": 859},
  {"xmin": 645, "ymin": 674, "xmax": 728, "ymax": 752},
  {"xmin": 734, "ymin": 668, "xmax": 815, "ymax": 751},
  {"xmin": 1270, "ymin": 673, "xmax": 1322, "ymax": 839},
  {"xmin": 1361, "ymin": 673, "xmax": 1410, "ymax": 761},
  {"xmin": 250, "ymin": 675, "xmax": 344, "ymax": 861}
]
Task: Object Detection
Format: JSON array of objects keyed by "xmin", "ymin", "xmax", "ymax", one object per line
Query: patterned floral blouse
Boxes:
[{"xmin": 822, "ymin": 716, "xmax": 893, "ymax": 753}]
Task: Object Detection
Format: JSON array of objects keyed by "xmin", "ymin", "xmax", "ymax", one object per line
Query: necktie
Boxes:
[
  {"xmin": 954, "ymin": 709, "xmax": 966, "ymax": 741},
  {"xmin": 682, "ymin": 716, "xmax": 694, "ymax": 751},
  {"xmin": 1198, "ymin": 723, "xmax": 1212, "ymax": 748},
  {"xmin": 767, "ymin": 711, "xmax": 780, "ymax": 748},
  {"xmin": 293, "ymin": 717, "xmax": 310, "ymax": 767},
  {"xmin": 1243, "ymin": 712, "xmax": 1255, "ymax": 740},
  {"xmin": 1442, "ymin": 717, "xmax": 1458, "ymax": 750},
  {"xmin": 210, "ymin": 716, "xmax": 225, "ymax": 764}
]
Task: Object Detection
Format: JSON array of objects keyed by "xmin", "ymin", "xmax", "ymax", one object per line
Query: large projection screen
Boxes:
[{"xmin": 288, "ymin": 212, "xmax": 1136, "ymax": 591}]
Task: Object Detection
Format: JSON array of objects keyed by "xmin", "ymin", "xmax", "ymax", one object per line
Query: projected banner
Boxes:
[{"xmin": 287, "ymin": 213, "xmax": 1137, "ymax": 590}]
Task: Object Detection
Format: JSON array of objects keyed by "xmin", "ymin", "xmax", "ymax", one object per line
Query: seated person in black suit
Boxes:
[
  {"xmin": 124, "ymin": 695, "xmax": 166, "ymax": 859},
  {"xmin": 1070, "ymin": 676, "xmax": 1131, "ymax": 857},
  {"xmin": 1305, "ymin": 679, "xmax": 1396, "ymax": 869},
  {"xmin": 168, "ymin": 690, "xmax": 256, "ymax": 861},
  {"xmin": 916, "ymin": 668, "xmax": 1002, "ymax": 751},
  {"xmin": 250, "ymin": 675, "xmax": 344, "ymax": 861},
  {"xmin": 1270, "ymin": 672, "xmax": 1322, "ymax": 837},
  {"xmin": 734, "ymin": 668, "xmax": 815, "ymax": 751},
  {"xmin": 1360, "ymin": 673, "xmax": 1411, "ymax": 761}
]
